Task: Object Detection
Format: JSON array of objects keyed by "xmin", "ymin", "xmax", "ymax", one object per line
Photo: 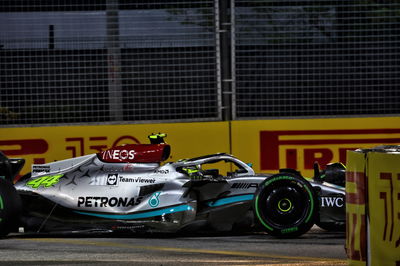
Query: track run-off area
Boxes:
[{"xmin": 0, "ymin": 226, "xmax": 346, "ymax": 266}]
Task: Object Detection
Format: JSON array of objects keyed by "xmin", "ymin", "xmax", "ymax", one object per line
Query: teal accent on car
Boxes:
[
  {"xmin": 206, "ymin": 194, "xmax": 254, "ymax": 207},
  {"xmin": 75, "ymin": 204, "xmax": 193, "ymax": 220}
]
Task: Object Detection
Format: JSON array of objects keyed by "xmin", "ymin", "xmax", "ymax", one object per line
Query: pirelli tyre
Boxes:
[
  {"xmin": 253, "ymin": 173, "xmax": 317, "ymax": 238},
  {"xmin": 0, "ymin": 178, "xmax": 22, "ymax": 238}
]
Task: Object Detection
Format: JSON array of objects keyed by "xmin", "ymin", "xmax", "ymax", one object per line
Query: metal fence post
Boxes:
[
  {"xmin": 217, "ymin": 0, "xmax": 233, "ymax": 121},
  {"xmin": 230, "ymin": 0, "xmax": 236, "ymax": 120},
  {"xmin": 106, "ymin": 0, "xmax": 123, "ymax": 121}
]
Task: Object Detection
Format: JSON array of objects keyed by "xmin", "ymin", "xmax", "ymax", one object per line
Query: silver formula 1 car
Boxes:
[{"xmin": 0, "ymin": 134, "xmax": 345, "ymax": 238}]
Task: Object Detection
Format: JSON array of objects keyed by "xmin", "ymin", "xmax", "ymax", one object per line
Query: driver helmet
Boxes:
[{"xmin": 182, "ymin": 165, "xmax": 203, "ymax": 179}]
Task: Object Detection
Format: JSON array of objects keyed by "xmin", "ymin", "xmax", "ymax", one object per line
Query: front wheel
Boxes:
[
  {"xmin": 0, "ymin": 178, "xmax": 22, "ymax": 238},
  {"xmin": 253, "ymin": 173, "xmax": 317, "ymax": 238}
]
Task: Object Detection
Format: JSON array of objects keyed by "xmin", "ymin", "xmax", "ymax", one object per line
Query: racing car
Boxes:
[{"xmin": 0, "ymin": 133, "xmax": 345, "ymax": 238}]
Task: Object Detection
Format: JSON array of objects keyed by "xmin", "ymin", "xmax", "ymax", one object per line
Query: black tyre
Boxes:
[
  {"xmin": 0, "ymin": 178, "xmax": 22, "ymax": 238},
  {"xmin": 316, "ymin": 221, "xmax": 345, "ymax": 232},
  {"xmin": 253, "ymin": 173, "xmax": 317, "ymax": 238}
]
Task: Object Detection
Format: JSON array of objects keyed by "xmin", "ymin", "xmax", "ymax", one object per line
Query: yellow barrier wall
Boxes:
[
  {"xmin": 346, "ymin": 150, "xmax": 367, "ymax": 266},
  {"xmin": 1, "ymin": 116, "xmax": 400, "ymax": 178},
  {"xmin": 0, "ymin": 122, "xmax": 230, "ymax": 176},
  {"xmin": 232, "ymin": 117, "xmax": 400, "ymax": 177},
  {"xmin": 346, "ymin": 149, "xmax": 400, "ymax": 266},
  {"xmin": 367, "ymin": 152, "xmax": 400, "ymax": 265}
]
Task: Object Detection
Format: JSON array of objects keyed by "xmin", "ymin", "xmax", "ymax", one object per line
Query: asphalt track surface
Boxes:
[{"xmin": 0, "ymin": 226, "xmax": 346, "ymax": 266}]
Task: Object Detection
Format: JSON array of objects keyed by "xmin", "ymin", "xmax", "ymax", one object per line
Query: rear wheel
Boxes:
[
  {"xmin": 0, "ymin": 178, "xmax": 22, "ymax": 238},
  {"xmin": 253, "ymin": 173, "xmax": 317, "ymax": 238}
]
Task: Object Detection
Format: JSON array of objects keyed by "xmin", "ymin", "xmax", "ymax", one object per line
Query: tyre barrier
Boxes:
[{"xmin": 346, "ymin": 147, "xmax": 400, "ymax": 266}]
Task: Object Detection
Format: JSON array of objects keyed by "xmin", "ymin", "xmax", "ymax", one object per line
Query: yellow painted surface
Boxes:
[
  {"xmin": 0, "ymin": 122, "xmax": 230, "ymax": 175},
  {"xmin": 232, "ymin": 117, "xmax": 400, "ymax": 177},
  {"xmin": 345, "ymin": 150, "xmax": 367, "ymax": 266},
  {"xmin": 1, "ymin": 116, "xmax": 400, "ymax": 178},
  {"xmin": 367, "ymin": 152, "xmax": 400, "ymax": 266}
]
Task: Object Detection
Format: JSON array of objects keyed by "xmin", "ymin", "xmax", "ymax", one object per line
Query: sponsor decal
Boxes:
[
  {"xmin": 106, "ymin": 174, "xmax": 119, "ymax": 186},
  {"xmin": 263, "ymin": 175, "xmax": 295, "ymax": 187},
  {"xmin": 101, "ymin": 149, "xmax": 135, "ymax": 161},
  {"xmin": 260, "ymin": 129, "xmax": 400, "ymax": 171},
  {"xmin": 120, "ymin": 176, "xmax": 156, "ymax": 184},
  {"xmin": 32, "ymin": 165, "xmax": 50, "ymax": 174},
  {"xmin": 148, "ymin": 192, "xmax": 161, "ymax": 208},
  {"xmin": 0, "ymin": 139, "xmax": 49, "ymax": 171},
  {"xmin": 102, "ymin": 166, "xmax": 120, "ymax": 172},
  {"xmin": 0, "ymin": 139, "xmax": 48, "ymax": 156},
  {"xmin": 154, "ymin": 169, "xmax": 169, "ymax": 174},
  {"xmin": 346, "ymin": 152, "xmax": 367, "ymax": 262},
  {"xmin": 377, "ymin": 172, "xmax": 400, "ymax": 247},
  {"xmin": 123, "ymin": 164, "xmax": 134, "ymax": 171},
  {"xmin": 231, "ymin": 182, "xmax": 259, "ymax": 189},
  {"xmin": 26, "ymin": 174, "xmax": 63, "ymax": 189},
  {"xmin": 111, "ymin": 225, "xmax": 146, "ymax": 230},
  {"xmin": 320, "ymin": 196, "xmax": 344, "ymax": 207},
  {"xmin": 90, "ymin": 175, "xmax": 156, "ymax": 186},
  {"xmin": 77, "ymin": 196, "xmax": 142, "ymax": 208},
  {"xmin": 281, "ymin": 226, "xmax": 298, "ymax": 234}
]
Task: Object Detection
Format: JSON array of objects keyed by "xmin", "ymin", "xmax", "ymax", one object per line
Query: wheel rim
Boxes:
[
  {"xmin": 277, "ymin": 198, "xmax": 292, "ymax": 212},
  {"xmin": 260, "ymin": 182, "xmax": 311, "ymax": 229}
]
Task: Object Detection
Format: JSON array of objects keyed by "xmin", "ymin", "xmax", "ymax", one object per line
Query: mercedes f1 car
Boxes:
[{"xmin": 0, "ymin": 134, "xmax": 345, "ymax": 238}]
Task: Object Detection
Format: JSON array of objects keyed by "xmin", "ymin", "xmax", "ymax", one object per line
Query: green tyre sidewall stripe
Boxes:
[
  {"xmin": 304, "ymin": 185, "xmax": 314, "ymax": 223},
  {"xmin": 254, "ymin": 174, "xmax": 316, "ymax": 236},
  {"xmin": 255, "ymin": 195, "xmax": 273, "ymax": 231},
  {"xmin": 255, "ymin": 175, "xmax": 297, "ymax": 231}
]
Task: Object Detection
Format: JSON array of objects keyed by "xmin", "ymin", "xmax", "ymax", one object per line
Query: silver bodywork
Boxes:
[
  {"xmin": 14, "ymin": 152, "xmax": 345, "ymax": 233},
  {"xmin": 15, "ymin": 153, "xmax": 265, "ymax": 232}
]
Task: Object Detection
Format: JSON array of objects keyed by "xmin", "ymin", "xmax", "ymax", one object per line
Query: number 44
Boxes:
[{"xmin": 26, "ymin": 174, "xmax": 63, "ymax": 189}]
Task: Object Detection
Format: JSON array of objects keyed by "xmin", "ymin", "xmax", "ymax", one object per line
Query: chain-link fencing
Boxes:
[{"xmin": 1, "ymin": 0, "xmax": 399, "ymax": 126}]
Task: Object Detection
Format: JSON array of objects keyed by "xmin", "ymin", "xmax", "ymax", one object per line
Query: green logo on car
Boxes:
[{"xmin": 26, "ymin": 174, "xmax": 63, "ymax": 189}]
